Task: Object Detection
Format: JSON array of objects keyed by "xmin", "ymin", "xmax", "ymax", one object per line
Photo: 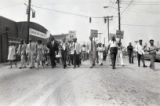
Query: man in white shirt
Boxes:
[
  {"xmin": 61, "ymin": 38, "xmax": 67, "ymax": 69},
  {"xmin": 136, "ymin": 40, "xmax": 147, "ymax": 67},
  {"xmin": 73, "ymin": 38, "xmax": 81, "ymax": 68},
  {"xmin": 108, "ymin": 36, "xmax": 118, "ymax": 69}
]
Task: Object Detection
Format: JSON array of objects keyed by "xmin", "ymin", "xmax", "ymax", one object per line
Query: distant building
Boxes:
[
  {"xmin": 52, "ymin": 34, "xmax": 69, "ymax": 42},
  {"xmin": 0, "ymin": 16, "xmax": 50, "ymax": 62},
  {"xmin": 17, "ymin": 21, "xmax": 49, "ymax": 43}
]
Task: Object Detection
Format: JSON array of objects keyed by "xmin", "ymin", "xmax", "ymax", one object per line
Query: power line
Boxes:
[
  {"xmin": 32, "ymin": 4, "xmax": 113, "ymax": 19},
  {"xmin": 122, "ymin": 24, "xmax": 160, "ymax": 27},
  {"xmin": 121, "ymin": 0, "xmax": 134, "ymax": 15},
  {"xmin": 121, "ymin": 1, "xmax": 160, "ymax": 5}
]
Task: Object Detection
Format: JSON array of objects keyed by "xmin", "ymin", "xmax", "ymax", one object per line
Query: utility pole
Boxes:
[
  {"xmin": 107, "ymin": 18, "xmax": 110, "ymax": 42},
  {"xmin": 117, "ymin": 0, "xmax": 121, "ymax": 31},
  {"xmin": 104, "ymin": 16, "xmax": 113, "ymax": 42},
  {"xmin": 27, "ymin": 0, "xmax": 31, "ymax": 44}
]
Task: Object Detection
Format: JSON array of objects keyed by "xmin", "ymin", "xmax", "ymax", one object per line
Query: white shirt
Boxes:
[
  {"xmin": 137, "ymin": 43, "xmax": 145, "ymax": 55},
  {"xmin": 70, "ymin": 43, "xmax": 75, "ymax": 54},
  {"xmin": 97, "ymin": 46, "xmax": 104, "ymax": 52},
  {"xmin": 82, "ymin": 47, "xmax": 86, "ymax": 52},
  {"xmin": 109, "ymin": 40, "xmax": 117, "ymax": 48},
  {"xmin": 62, "ymin": 43, "xmax": 66, "ymax": 50}
]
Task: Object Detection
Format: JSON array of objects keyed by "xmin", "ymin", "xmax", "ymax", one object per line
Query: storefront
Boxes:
[
  {"xmin": 0, "ymin": 16, "xmax": 50, "ymax": 63},
  {"xmin": 0, "ymin": 16, "xmax": 18, "ymax": 62}
]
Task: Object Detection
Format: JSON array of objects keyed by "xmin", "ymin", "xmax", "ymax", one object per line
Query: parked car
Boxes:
[{"xmin": 144, "ymin": 51, "xmax": 160, "ymax": 62}]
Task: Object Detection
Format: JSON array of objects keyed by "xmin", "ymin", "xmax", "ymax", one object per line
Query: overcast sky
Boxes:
[{"xmin": 0, "ymin": 0, "xmax": 160, "ymax": 46}]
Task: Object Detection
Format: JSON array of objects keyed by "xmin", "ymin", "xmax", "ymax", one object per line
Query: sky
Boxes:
[{"xmin": 0, "ymin": 0, "xmax": 160, "ymax": 46}]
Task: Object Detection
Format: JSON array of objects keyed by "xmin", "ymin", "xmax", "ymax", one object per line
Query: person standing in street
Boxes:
[
  {"xmin": 81, "ymin": 44, "xmax": 87, "ymax": 61},
  {"xmin": 127, "ymin": 42, "xmax": 134, "ymax": 64},
  {"xmin": 36, "ymin": 40, "xmax": 44, "ymax": 69},
  {"xmin": 97, "ymin": 43, "xmax": 104, "ymax": 66},
  {"xmin": 47, "ymin": 37, "xmax": 58, "ymax": 68},
  {"xmin": 103, "ymin": 44, "xmax": 107, "ymax": 61},
  {"xmin": 73, "ymin": 38, "xmax": 81, "ymax": 68},
  {"xmin": 61, "ymin": 38, "xmax": 68, "ymax": 69},
  {"xmin": 117, "ymin": 42, "xmax": 125, "ymax": 66},
  {"xmin": 147, "ymin": 39, "xmax": 159, "ymax": 70},
  {"xmin": 17, "ymin": 40, "xmax": 27, "ymax": 69},
  {"xmin": 8, "ymin": 43, "xmax": 17, "ymax": 68},
  {"xmin": 26, "ymin": 40, "xmax": 31, "ymax": 66},
  {"xmin": 136, "ymin": 39, "xmax": 147, "ymax": 67},
  {"xmin": 89, "ymin": 36, "xmax": 97, "ymax": 68},
  {"xmin": 68, "ymin": 41, "xmax": 74, "ymax": 66},
  {"xmin": 107, "ymin": 36, "xmax": 118, "ymax": 69},
  {"xmin": 28, "ymin": 40, "xmax": 37, "ymax": 69}
]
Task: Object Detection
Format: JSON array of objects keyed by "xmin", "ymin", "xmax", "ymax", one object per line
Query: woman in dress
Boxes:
[
  {"xmin": 117, "ymin": 42, "xmax": 125, "ymax": 66},
  {"xmin": 97, "ymin": 43, "xmax": 104, "ymax": 66},
  {"xmin": 8, "ymin": 43, "xmax": 16, "ymax": 68}
]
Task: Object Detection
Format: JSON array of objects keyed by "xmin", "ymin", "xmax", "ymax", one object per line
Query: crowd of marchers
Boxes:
[
  {"xmin": 7, "ymin": 37, "xmax": 89, "ymax": 69},
  {"xmin": 7, "ymin": 36, "xmax": 159, "ymax": 70},
  {"xmin": 89, "ymin": 36, "xmax": 159, "ymax": 70}
]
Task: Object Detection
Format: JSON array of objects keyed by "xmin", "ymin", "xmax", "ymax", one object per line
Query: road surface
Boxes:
[{"xmin": 0, "ymin": 59, "xmax": 160, "ymax": 106}]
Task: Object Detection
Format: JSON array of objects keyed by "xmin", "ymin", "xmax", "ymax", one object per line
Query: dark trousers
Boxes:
[
  {"xmin": 61, "ymin": 50, "xmax": 67, "ymax": 68},
  {"xmin": 50, "ymin": 55, "xmax": 56, "ymax": 67},
  {"xmin": 69, "ymin": 54, "xmax": 74, "ymax": 65},
  {"xmin": 103, "ymin": 51, "xmax": 107, "ymax": 61},
  {"xmin": 73, "ymin": 53, "xmax": 80, "ymax": 68},
  {"xmin": 128, "ymin": 53, "xmax": 134, "ymax": 63},
  {"xmin": 137, "ymin": 53, "xmax": 145, "ymax": 67},
  {"xmin": 110, "ymin": 47, "xmax": 118, "ymax": 69}
]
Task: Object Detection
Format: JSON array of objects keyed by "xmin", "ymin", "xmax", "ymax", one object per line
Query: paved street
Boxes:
[{"xmin": 0, "ymin": 59, "xmax": 160, "ymax": 106}]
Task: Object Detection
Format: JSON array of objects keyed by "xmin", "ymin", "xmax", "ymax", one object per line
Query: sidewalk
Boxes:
[{"xmin": 0, "ymin": 62, "xmax": 9, "ymax": 68}]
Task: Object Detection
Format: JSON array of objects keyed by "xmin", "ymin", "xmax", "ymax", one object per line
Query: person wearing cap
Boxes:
[
  {"xmin": 136, "ymin": 39, "xmax": 147, "ymax": 67},
  {"xmin": 147, "ymin": 39, "xmax": 159, "ymax": 70}
]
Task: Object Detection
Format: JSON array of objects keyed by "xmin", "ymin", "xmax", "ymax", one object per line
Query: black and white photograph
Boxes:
[{"xmin": 0, "ymin": 0, "xmax": 160, "ymax": 106}]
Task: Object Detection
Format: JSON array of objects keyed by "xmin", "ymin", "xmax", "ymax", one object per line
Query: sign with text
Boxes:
[
  {"xmin": 90, "ymin": 29, "xmax": 98, "ymax": 38},
  {"xmin": 69, "ymin": 31, "xmax": 76, "ymax": 40},
  {"xmin": 116, "ymin": 30, "xmax": 124, "ymax": 39},
  {"xmin": 29, "ymin": 28, "xmax": 48, "ymax": 39}
]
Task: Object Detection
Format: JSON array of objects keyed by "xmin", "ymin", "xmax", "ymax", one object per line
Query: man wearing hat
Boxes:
[
  {"xmin": 147, "ymin": 39, "xmax": 159, "ymax": 70},
  {"xmin": 136, "ymin": 39, "xmax": 147, "ymax": 67}
]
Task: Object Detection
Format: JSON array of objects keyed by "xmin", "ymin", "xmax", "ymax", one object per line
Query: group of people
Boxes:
[
  {"xmin": 7, "ymin": 35, "xmax": 159, "ymax": 70},
  {"xmin": 89, "ymin": 36, "xmax": 159, "ymax": 70},
  {"xmin": 89, "ymin": 36, "xmax": 125, "ymax": 69},
  {"xmin": 126, "ymin": 39, "xmax": 159, "ymax": 70},
  {"xmin": 7, "ymin": 37, "xmax": 89, "ymax": 69},
  {"xmin": 8, "ymin": 40, "xmax": 49, "ymax": 69}
]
